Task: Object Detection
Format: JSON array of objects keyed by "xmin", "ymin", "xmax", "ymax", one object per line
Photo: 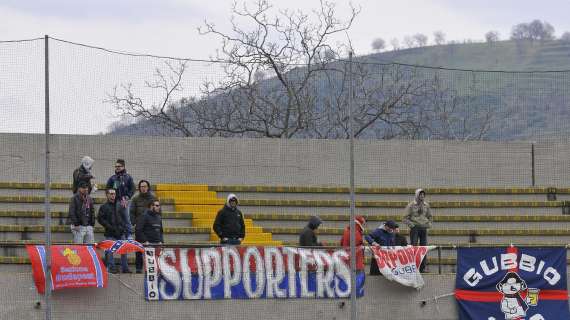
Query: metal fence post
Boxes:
[
  {"xmin": 347, "ymin": 51, "xmax": 357, "ymax": 320},
  {"xmin": 44, "ymin": 34, "xmax": 52, "ymax": 320}
]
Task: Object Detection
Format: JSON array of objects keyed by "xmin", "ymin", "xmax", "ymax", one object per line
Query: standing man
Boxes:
[
  {"xmin": 340, "ymin": 215, "xmax": 366, "ymax": 247},
  {"xmin": 403, "ymin": 188, "xmax": 433, "ymax": 272},
  {"xmin": 130, "ymin": 180, "xmax": 157, "ymax": 273},
  {"xmin": 213, "ymin": 194, "xmax": 245, "ymax": 245},
  {"xmin": 299, "ymin": 216, "xmax": 322, "ymax": 247},
  {"xmin": 106, "ymin": 159, "xmax": 135, "ymax": 238},
  {"xmin": 68, "ymin": 181, "xmax": 95, "ymax": 244},
  {"xmin": 97, "ymin": 189, "xmax": 131, "ymax": 274},
  {"xmin": 136, "ymin": 200, "xmax": 164, "ymax": 247},
  {"xmin": 72, "ymin": 156, "xmax": 95, "ymax": 194}
]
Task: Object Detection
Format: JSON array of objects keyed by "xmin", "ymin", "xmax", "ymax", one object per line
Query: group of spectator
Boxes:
[
  {"xmin": 68, "ymin": 157, "xmax": 163, "ymax": 274},
  {"xmin": 299, "ymin": 188, "xmax": 433, "ymax": 273},
  {"xmin": 69, "ymin": 156, "xmax": 433, "ymax": 275}
]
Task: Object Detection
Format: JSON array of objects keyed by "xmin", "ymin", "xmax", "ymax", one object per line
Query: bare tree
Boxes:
[
  {"xmin": 106, "ymin": 60, "xmax": 198, "ymax": 137},
  {"xmin": 485, "ymin": 31, "xmax": 500, "ymax": 45},
  {"xmin": 371, "ymin": 37, "xmax": 386, "ymax": 52},
  {"xmin": 390, "ymin": 38, "xmax": 400, "ymax": 51},
  {"xmin": 511, "ymin": 20, "xmax": 555, "ymax": 43},
  {"xmin": 433, "ymin": 31, "xmax": 446, "ymax": 45},
  {"xmin": 194, "ymin": 0, "xmax": 360, "ymax": 138},
  {"xmin": 413, "ymin": 33, "xmax": 428, "ymax": 47},
  {"xmin": 403, "ymin": 35, "xmax": 416, "ymax": 48}
]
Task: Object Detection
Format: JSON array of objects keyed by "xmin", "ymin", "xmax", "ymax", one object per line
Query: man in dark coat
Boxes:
[
  {"xmin": 68, "ymin": 181, "xmax": 95, "ymax": 244},
  {"xmin": 106, "ymin": 159, "xmax": 135, "ymax": 237},
  {"xmin": 365, "ymin": 220, "xmax": 398, "ymax": 276},
  {"xmin": 136, "ymin": 200, "xmax": 164, "ymax": 246},
  {"xmin": 129, "ymin": 179, "xmax": 156, "ymax": 273},
  {"xmin": 213, "ymin": 194, "xmax": 245, "ymax": 245},
  {"xmin": 299, "ymin": 216, "xmax": 322, "ymax": 247},
  {"xmin": 97, "ymin": 189, "xmax": 130, "ymax": 273}
]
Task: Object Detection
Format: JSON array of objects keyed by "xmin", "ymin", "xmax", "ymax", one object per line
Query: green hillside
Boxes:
[{"xmin": 363, "ymin": 40, "xmax": 570, "ymax": 71}]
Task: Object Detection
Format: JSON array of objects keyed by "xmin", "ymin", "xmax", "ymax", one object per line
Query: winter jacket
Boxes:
[
  {"xmin": 97, "ymin": 201, "xmax": 127, "ymax": 238},
  {"xmin": 135, "ymin": 209, "xmax": 163, "ymax": 243},
  {"xmin": 213, "ymin": 194, "xmax": 246, "ymax": 240},
  {"xmin": 72, "ymin": 166, "xmax": 94, "ymax": 194},
  {"xmin": 67, "ymin": 193, "xmax": 95, "ymax": 227},
  {"xmin": 402, "ymin": 188, "xmax": 433, "ymax": 229},
  {"xmin": 129, "ymin": 192, "xmax": 157, "ymax": 226},
  {"xmin": 365, "ymin": 226, "xmax": 396, "ymax": 246},
  {"xmin": 340, "ymin": 216, "xmax": 366, "ymax": 247},
  {"xmin": 299, "ymin": 216, "xmax": 322, "ymax": 246},
  {"xmin": 106, "ymin": 171, "xmax": 135, "ymax": 200}
]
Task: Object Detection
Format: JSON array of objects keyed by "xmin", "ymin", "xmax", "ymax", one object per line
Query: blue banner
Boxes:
[
  {"xmin": 144, "ymin": 246, "xmax": 365, "ymax": 300},
  {"xmin": 455, "ymin": 247, "xmax": 570, "ymax": 319}
]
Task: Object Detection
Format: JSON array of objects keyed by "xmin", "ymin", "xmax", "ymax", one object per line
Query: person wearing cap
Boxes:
[
  {"xmin": 106, "ymin": 159, "xmax": 135, "ymax": 238},
  {"xmin": 340, "ymin": 215, "xmax": 366, "ymax": 247},
  {"xmin": 403, "ymin": 188, "xmax": 433, "ymax": 272},
  {"xmin": 365, "ymin": 221, "xmax": 397, "ymax": 275},
  {"xmin": 299, "ymin": 216, "xmax": 323, "ymax": 247},
  {"xmin": 72, "ymin": 156, "xmax": 95, "ymax": 194},
  {"xmin": 67, "ymin": 181, "xmax": 95, "ymax": 244},
  {"xmin": 213, "ymin": 194, "xmax": 246, "ymax": 245}
]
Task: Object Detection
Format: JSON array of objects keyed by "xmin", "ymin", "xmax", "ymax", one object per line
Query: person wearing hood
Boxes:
[
  {"xmin": 299, "ymin": 216, "xmax": 323, "ymax": 247},
  {"xmin": 403, "ymin": 188, "xmax": 432, "ymax": 272},
  {"xmin": 73, "ymin": 156, "xmax": 96, "ymax": 194},
  {"xmin": 340, "ymin": 215, "xmax": 366, "ymax": 247},
  {"xmin": 213, "ymin": 194, "xmax": 246, "ymax": 245}
]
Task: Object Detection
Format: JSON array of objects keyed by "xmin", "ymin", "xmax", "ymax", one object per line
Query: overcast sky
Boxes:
[{"xmin": 2, "ymin": 0, "xmax": 570, "ymax": 134}]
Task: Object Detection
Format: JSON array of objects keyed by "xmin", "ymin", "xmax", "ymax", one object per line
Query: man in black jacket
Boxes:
[
  {"xmin": 299, "ymin": 216, "xmax": 322, "ymax": 247},
  {"xmin": 97, "ymin": 189, "xmax": 131, "ymax": 274},
  {"xmin": 136, "ymin": 200, "xmax": 164, "ymax": 246},
  {"xmin": 68, "ymin": 181, "xmax": 95, "ymax": 244},
  {"xmin": 213, "ymin": 194, "xmax": 245, "ymax": 245}
]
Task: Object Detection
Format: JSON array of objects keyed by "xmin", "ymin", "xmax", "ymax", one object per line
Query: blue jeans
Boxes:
[
  {"xmin": 105, "ymin": 236, "xmax": 129, "ymax": 272},
  {"xmin": 116, "ymin": 200, "xmax": 132, "ymax": 237}
]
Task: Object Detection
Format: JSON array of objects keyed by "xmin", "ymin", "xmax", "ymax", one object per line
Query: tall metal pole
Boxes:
[
  {"xmin": 348, "ymin": 51, "xmax": 357, "ymax": 320},
  {"xmin": 44, "ymin": 34, "xmax": 52, "ymax": 320}
]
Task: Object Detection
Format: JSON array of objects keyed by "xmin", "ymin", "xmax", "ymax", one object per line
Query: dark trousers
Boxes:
[
  {"xmin": 220, "ymin": 238, "xmax": 241, "ymax": 245},
  {"xmin": 135, "ymin": 252, "xmax": 143, "ymax": 272},
  {"xmin": 409, "ymin": 227, "xmax": 428, "ymax": 272}
]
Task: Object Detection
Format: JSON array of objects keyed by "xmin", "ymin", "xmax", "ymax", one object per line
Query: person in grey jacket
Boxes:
[
  {"xmin": 299, "ymin": 216, "xmax": 322, "ymax": 247},
  {"xmin": 402, "ymin": 188, "xmax": 432, "ymax": 272}
]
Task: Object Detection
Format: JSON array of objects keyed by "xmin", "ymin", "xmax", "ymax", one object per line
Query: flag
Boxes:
[
  {"xmin": 26, "ymin": 245, "xmax": 108, "ymax": 294},
  {"xmin": 370, "ymin": 245, "xmax": 434, "ymax": 288},
  {"xmin": 455, "ymin": 246, "xmax": 570, "ymax": 320},
  {"xmin": 96, "ymin": 239, "xmax": 145, "ymax": 254},
  {"xmin": 144, "ymin": 246, "xmax": 365, "ymax": 300}
]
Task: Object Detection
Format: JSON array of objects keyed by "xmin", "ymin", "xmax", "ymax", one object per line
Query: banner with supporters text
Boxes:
[
  {"xmin": 26, "ymin": 245, "xmax": 108, "ymax": 294},
  {"xmin": 144, "ymin": 246, "xmax": 365, "ymax": 300},
  {"xmin": 370, "ymin": 245, "xmax": 434, "ymax": 288},
  {"xmin": 455, "ymin": 247, "xmax": 570, "ymax": 320}
]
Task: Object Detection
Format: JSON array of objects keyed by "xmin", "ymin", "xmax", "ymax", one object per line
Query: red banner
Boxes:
[{"xmin": 26, "ymin": 245, "xmax": 108, "ymax": 294}]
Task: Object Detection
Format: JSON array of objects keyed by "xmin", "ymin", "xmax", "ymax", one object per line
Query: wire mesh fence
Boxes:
[{"xmin": 1, "ymin": 36, "xmax": 570, "ymax": 319}]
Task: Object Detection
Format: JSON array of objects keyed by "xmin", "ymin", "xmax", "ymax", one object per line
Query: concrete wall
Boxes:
[
  {"xmin": 0, "ymin": 133, "xmax": 567, "ymax": 187},
  {"xmin": 2, "ymin": 272, "xmax": 458, "ymax": 320}
]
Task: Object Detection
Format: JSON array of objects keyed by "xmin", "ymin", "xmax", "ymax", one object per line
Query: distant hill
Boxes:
[
  {"xmin": 110, "ymin": 39, "xmax": 570, "ymax": 141},
  {"xmin": 363, "ymin": 39, "xmax": 570, "ymax": 71}
]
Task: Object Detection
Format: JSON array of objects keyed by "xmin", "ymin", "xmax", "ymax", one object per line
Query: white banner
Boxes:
[{"xmin": 370, "ymin": 245, "xmax": 435, "ymax": 289}]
